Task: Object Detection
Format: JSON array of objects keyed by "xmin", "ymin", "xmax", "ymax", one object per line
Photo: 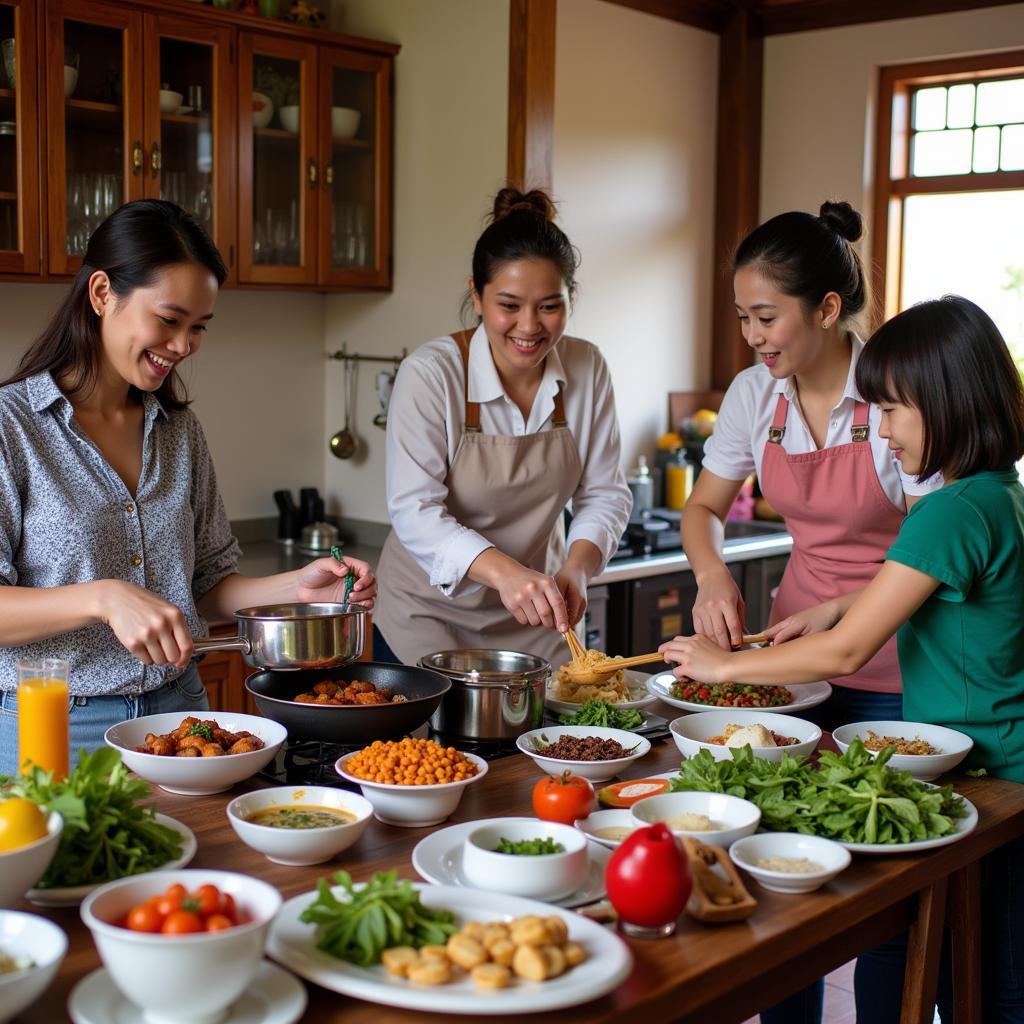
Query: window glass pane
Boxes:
[
  {"xmin": 973, "ymin": 125, "xmax": 1000, "ymax": 172},
  {"xmin": 946, "ymin": 84, "xmax": 975, "ymax": 128},
  {"xmin": 976, "ymin": 78, "xmax": 1024, "ymax": 126},
  {"xmin": 913, "ymin": 87, "xmax": 947, "ymax": 131},
  {"xmin": 911, "ymin": 129, "xmax": 973, "ymax": 176},
  {"xmin": 1002, "ymin": 124, "xmax": 1024, "ymax": 171}
]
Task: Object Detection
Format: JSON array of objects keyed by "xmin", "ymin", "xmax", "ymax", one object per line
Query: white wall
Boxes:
[
  {"xmin": 552, "ymin": 0, "xmax": 719, "ymax": 471},
  {"xmin": 322, "ymin": 0, "xmax": 510, "ymax": 523}
]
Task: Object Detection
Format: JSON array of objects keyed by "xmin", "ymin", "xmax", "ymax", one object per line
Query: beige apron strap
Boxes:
[{"xmin": 451, "ymin": 330, "xmax": 481, "ymax": 433}]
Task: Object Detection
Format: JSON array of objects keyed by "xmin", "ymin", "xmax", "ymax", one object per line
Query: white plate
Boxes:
[
  {"xmin": 26, "ymin": 814, "xmax": 196, "ymax": 907},
  {"xmin": 546, "ymin": 670, "xmax": 657, "ymax": 714},
  {"xmin": 412, "ymin": 819, "xmax": 610, "ymax": 908},
  {"xmin": 646, "ymin": 673, "xmax": 832, "ymax": 716},
  {"xmin": 839, "ymin": 793, "xmax": 978, "ymax": 855},
  {"xmin": 69, "ymin": 961, "xmax": 306, "ymax": 1024},
  {"xmin": 268, "ymin": 883, "xmax": 632, "ymax": 1015}
]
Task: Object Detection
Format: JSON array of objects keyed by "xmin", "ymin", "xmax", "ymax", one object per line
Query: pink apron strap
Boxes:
[
  {"xmin": 767, "ymin": 393, "xmax": 788, "ymax": 444},
  {"xmin": 851, "ymin": 401, "xmax": 870, "ymax": 442}
]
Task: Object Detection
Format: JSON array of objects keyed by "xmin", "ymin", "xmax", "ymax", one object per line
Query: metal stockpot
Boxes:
[
  {"xmin": 192, "ymin": 602, "xmax": 365, "ymax": 670},
  {"xmin": 418, "ymin": 649, "xmax": 550, "ymax": 741}
]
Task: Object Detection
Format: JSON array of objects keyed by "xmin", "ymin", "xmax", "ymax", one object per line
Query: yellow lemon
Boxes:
[
  {"xmin": 656, "ymin": 432, "xmax": 684, "ymax": 450},
  {"xmin": 689, "ymin": 408, "xmax": 718, "ymax": 439},
  {"xmin": 0, "ymin": 797, "xmax": 49, "ymax": 852}
]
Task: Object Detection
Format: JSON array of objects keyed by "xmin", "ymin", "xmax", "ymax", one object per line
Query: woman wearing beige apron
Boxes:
[{"xmin": 373, "ymin": 188, "xmax": 632, "ymax": 667}]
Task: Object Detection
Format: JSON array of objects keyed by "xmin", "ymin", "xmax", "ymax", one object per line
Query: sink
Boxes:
[{"xmin": 723, "ymin": 519, "xmax": 787, "ymax": 540}]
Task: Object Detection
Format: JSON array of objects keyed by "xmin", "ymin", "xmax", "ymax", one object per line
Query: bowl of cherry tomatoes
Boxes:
[{"xmin": 80, "ymin": 870, "xmax": 281, "ymax": 1022}]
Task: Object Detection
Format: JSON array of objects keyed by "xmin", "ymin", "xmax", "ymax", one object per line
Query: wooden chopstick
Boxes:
[
  {"xmin": 563, "ymin": 628, "xmax": 587, "ymax": 664},
  {"xmin": 582, "ymin": 633, "xmax": 771, "ymax": 674}
]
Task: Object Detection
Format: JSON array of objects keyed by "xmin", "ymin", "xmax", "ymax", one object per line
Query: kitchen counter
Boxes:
[{"xmin": 235, "ymin": 540, "xmax": 383, "ymax": 580}]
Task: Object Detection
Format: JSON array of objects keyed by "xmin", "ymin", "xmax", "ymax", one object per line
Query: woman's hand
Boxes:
[
  {"xmin": 659, "ymin": 634, "xmax": 734, "ymax": 684},
  {"xmin": 762, "ymin": 601, "xmax": 842, "ymax": 645},
  {"xmin": 494, "ymin": 564, "xmax": 570, "ymax": 631},
  {"xmin": 553, "ymin": 562, "xmax": 588, "ymax": 628},
  {"xmin": 296, "ymin": 556, "xmax": 377, "ymax": 609},
  {"xmin": 692, "ymin": 567, "xmax": 745, "ymax": 650},
  {"xmin": 95, "ymin": 580, "xmax": 194, "ymax": 669}
]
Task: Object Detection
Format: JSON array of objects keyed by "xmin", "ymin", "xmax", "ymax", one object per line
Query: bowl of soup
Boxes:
[{"xmin": 226, "ymin": 786, "xmax": 373, "ymax": 865}]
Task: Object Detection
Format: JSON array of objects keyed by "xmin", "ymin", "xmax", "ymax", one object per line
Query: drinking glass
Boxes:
[{"xmin": 17, "ymin": 658, "xmax": 70, "ymax": 779}]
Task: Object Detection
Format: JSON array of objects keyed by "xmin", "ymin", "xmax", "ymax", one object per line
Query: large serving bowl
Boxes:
[
  {"xmin": 462, "ymin": 818, "xmax": 589, "ymax": 901},
  {"xmin": 105, "ymin": 711, "xmax": 286, "ymax": 796},
  {"xmin": 226, "ymin": 786, "xmax": 373, "ymax": 866},
  {"xmin": 80, "ymin": 869, "xmax": 281, "ymax": 1024},
  {"xmin": 516, "ymin": 725, "xmax": 651, "ymax": 783},
  {"xmin": 0, "ymin": 811, "xmax": 62, "ymax": 908},
  {"xmin": 831, "ymin": 721, "xmax": 973, "ymax": 781},
  {"xmin": 631, "ymin": 791, "xmax": 761, "ymax": 848},
  {"xmin": 0, "ymin": 911, "xmax": 68, "ymax": 1024},
  {"xmin": 729, "ymin": 833, "xmax": 851, "ymax": 894},
  {"xmin": 670, "ymin": 710, "xmax": 821, "ymax": 764}
]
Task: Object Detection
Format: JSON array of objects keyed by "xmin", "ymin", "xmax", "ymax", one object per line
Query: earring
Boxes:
[{"xmin": 822, "ymin": 319, "xmax": 830, "ymax": 330}]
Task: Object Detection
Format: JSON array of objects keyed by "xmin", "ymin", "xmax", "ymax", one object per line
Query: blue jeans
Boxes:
[
  {"xmin": 372, "ymin": 624, "xmax": 401, "ymax": 665},
  {"xmin": 0, "ymin": 665, "xmax": 209, "ymax": 777}
]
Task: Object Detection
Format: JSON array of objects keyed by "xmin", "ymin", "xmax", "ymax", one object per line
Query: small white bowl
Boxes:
[
  {"xmin": 252, "ymin": 91, "xmax": 274, "ymax": 129},
  {"xmin": 0, "ymin": 911, "xmax": 67, "ymax": 1024},
  {"xmin": 832, "ymin": 721, "xmax": 974, "ymax": 782},
  {"xmin": 335, "ymin": 751, "xmax": 488, "ymax": 827},
  {"xmin": 105, "ymin": 711, "xmax": 286, "ymax": 796},
  {"xmin": 159, "ymin": 89, "xmax": 183, "ymax": 114},
  {"xmin": 0, "ymin": 811, "xmax": 63, "ymax": 908},
  {"xmin": 670, "ymin": 710, "xmax": 821, "ymax": 764},
  {"xmin": 729, "ymin": 833, "xmax": 851, "ymax": 894},
  {"xmin": 80, "ymin": 869, "xmax": 281, "ymax": 1024},
  {"xmin": 462, "ymin": 818, "xmax": 589, "ymax": 901},
  {"xmin": 331, "ymin": 105, "xmax": 360, "ymax": 139},
  {"xmin": 279, "ymin": 104, "xmax": 300, "ymax": 133},
  {"xmin": 575, "ymin": 808, "xmax": 637, "ymax": 849},
  {"xmin": 631, "ymin": 791, "xmax": 761, "ymax": 848},
  {"xmin": 226, "ymin": 786, "xmax": 373, "ymax": 866},
  {"xmin": 516, "ymin": 726, "xmax": 651, "ymax": 783},
  {"xmin": 63, "ymin": 65, "xmax": 78, "ymax": 99}
]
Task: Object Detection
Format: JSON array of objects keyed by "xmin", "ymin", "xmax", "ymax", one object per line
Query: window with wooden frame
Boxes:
[{"xmin": 872, "ymin": 50, "xmax": 1024, "ymax": 369}]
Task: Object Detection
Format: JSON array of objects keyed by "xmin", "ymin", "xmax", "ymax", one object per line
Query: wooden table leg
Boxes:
[
  {"xmin": 900, "ymin": 877, "xmax": 949, "ymax": 1024},
  {"xmin": 948, "ymin": 862, "xmax": 982, "ymax": 1023}
]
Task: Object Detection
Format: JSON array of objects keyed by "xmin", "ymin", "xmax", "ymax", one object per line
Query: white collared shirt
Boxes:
[
  {"xmin": 385, "ymin": 325, "xmax": 632, "ymax": 597},
  {"xmin": 702, "ymin": 337, "xmax": 941, "ymax": 507}
]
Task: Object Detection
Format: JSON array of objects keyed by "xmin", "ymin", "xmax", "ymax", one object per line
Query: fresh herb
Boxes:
[
  {"xmin": 965, "ymin": 767, "xmax": 988, "ymax": 778},
  {"xmin": 558, "ymin": 700, "xmax": 645, "ymax": 730},
  {"xmin": 186, "ymin": 722, "xmax": 214, "ymax": 741},
  {"xmin": 668, "ymin": 739, "xmax": 966, "ymax": 845},
  {"xmin": 495, "ymin": 836, "xmax": 566, "ymax": 856},
  {"xmin": 0, "ymin": 747, "xmax": 183, "ymax": 889},
  {"xmin": 299, "ymin": 870, "xmax": 458, "ymax": 967}
]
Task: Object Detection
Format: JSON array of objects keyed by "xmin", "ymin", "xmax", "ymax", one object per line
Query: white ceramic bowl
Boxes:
[
  {"xmin": 516, "ymin": 726, "xmax": 651, "ymax": 783},
  {"xmin": 631, "ymin": 791, "xmax": 761, "ymax": 848},
  {"xmin": 279, "ymin": 104, "xmax": 300, "ymax": 133},
  {"xmin": 226, "ymin": 786, "xmax": 373, "ymax": 866},
  {"xmin": 252, "ymin": 91, "xmax": 274, "ymax": 129},
  {"xmin": 331, "ymin": 105, "xmax": 360, "ymax": 139},
  {"xmin": 0, "ymin": 911, "xmax": 68, "ymax": 1024},
  {"xmin": 729, "ymin": 833, "xmax": 852, "ymax": 894},
  {"xmin": 80, "ymin": 869, "xmax": 281, "ymax": 1024},
  {"xmin": 832, "ymin": 721, "xmax": 974, "ymax": 781},
  {"xmin": 462, "ymin": 818, "xmax": 589, "ymax": 901},
  {"xmin": 63, "ymin": 65, "xmax": 77, "ymax": 99},
  {"xmin": 0, "ymin": 811, "xmax": 62, "ymax": 908},
  {"xmin": 670, "ymin": 710, "xmax": 821, "ymax": 764},
  {"xmin": 159, "ymin": 89, "xmax": 183, "ymax": 114},
  {"xmin": 335, "ymin": 751, "xmax": 488, "ymax": 827},
  {"xmin": 104, "ymin": 711, "xmax": 287, "ymax": 796},
  {"xmin": 574, "ymin": 808, "xmax": 637, "ymax": 849}
]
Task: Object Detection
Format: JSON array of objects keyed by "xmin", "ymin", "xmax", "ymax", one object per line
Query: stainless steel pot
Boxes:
[
  {"xmin": 192, "ymin": 602, "xmax": 365, "ymax": 670},
  {"xmin": 418, "ymin": 649, "xmax": 549, "ymax": 740}
]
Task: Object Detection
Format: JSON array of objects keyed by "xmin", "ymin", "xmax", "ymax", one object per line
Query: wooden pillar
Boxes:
[
  {"xmin": 711, "ymin": 1, "xmax": 762, "ymax": 389},
  {"xmin": 507, "ymin": 0, "xmax": 557, "ymax": 191}
]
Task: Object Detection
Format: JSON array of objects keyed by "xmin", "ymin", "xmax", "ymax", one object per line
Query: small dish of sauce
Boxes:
[{"xmin": 247, "ymin": 805, "xmax": 355, "ymax": 830}]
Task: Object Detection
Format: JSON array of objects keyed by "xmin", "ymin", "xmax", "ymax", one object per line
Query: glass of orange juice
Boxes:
[{"xmin": 17, "ymin": 658, "xmax": 70, "ymax": 779}]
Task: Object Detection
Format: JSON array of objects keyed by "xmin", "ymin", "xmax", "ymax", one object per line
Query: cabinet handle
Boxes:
[
  {"xmin": 132, "ymin": 141, "xmax": 144, "ymax": 175},
  {"xmin": 150, "ymin": 142, "xmax": 162, "ymax": 179},
  {"xmin": 325, "ymin": 163, "xmax": 334, "ymax": 188},
  {"xmin": 308, "ymin": 158, "xmax": 318, "ymax": 186}
]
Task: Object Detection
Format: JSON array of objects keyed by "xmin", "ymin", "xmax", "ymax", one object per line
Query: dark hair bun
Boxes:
[
  {"xmin": 491, "ymin": 187, "xmax": 557, "ymax": 224},
  {"xmin": 819, "ymin": 200, "xmax": 863, "ymax": 243}
]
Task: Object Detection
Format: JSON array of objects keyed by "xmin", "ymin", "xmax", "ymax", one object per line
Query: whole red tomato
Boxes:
[
  {"xmin": 605, "ymin": 823, "xmax": 691, "ymax": 932},
  {"xmin": 532, "ymin": 771, "xmax": 596, "ymax": 825}
]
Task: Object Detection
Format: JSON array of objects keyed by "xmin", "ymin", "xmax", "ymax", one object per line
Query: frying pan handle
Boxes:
[{"xmin": 192, "ymin": 636, "xmax": 252, "ymax": 656}]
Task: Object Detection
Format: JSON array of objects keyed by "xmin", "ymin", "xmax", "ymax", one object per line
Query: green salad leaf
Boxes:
[
  {"xmin": 299, "ymin": 870, "xmax": 458, "ymax": 966},
  {"xmin": 557, "ymin": 699, "xmax": 645, "ymax": 730},
  {"xmin": 495, "ymin": 836, "xmax": 566, "ymax": 856},
  {"xmin": 0, "ymin": 747, "xmax": 183, "ymax": 888}
]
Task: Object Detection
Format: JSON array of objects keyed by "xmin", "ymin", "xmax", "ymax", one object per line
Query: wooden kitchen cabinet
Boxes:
[{"xmin": 196, "ymin": 633, "xmax": 259, "ymax": 717}]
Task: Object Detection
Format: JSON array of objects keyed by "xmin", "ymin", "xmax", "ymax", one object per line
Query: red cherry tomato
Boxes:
[
  {"xmin": 194, "ymin": 884, "xmax": 223, "ymax": 916},
  {"xmin": 126, "ymin": 902, "xmax": 163, "ymax": 933},
  {"xmin": 155, "ymin": 883, "xmax": 188, "ymax": 917},
  {"xmin": 605, "ymin": 823, "xmax": 692, "ymax": 930},
  {"xmin": 532, "ymin": 771, "xmax": 596, "ymax": 825},
  {"xmin": 161, "ymin": 910, "xmax": 204, "ymax": 935},
  {"xmin": 204, "ymin": 913, "xmax": 234, "ymax": 932},
  {"xmin": 219, "ymin": 892, "xmax": 238, "ymax": 923}
]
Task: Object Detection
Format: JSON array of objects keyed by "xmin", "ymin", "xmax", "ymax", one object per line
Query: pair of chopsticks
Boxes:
[
  {"xmin": 580, "ymin": 633, "xmax": 771, "ymax": 674},
  {"xmin": 564, "ymin": 628, "xmax": 588, "ymax": 665},
  {"xmin": 330, "ymin": 545, "xmax": 356, "ymax": 603}
]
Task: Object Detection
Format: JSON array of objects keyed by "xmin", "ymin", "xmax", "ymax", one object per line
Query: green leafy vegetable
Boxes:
[
  {"xmin": 558, "ymin": 700, "xmax": 645, "ymax": 730},
  {"xmin": 299, "ymin": 870, "xmax": 458, "ymax": 966},
  {"xmin": 965, "ymin": 768, "xmax": 988, "ymax": 778},
  {"xmin": 668, "ymin": 739, "xmax": 966, "ymax": 845},
  {"xmin": 0, "ymin": 747, "xmax": 183, "ymax": 888},
  {"xmin": 495, "ymin": 836, "xmax": 566, "ymax": 855}
]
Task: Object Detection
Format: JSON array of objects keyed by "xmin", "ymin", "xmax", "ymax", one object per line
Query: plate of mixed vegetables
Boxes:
[{"xmin": 646, "ymin": 673, "xmax": 832, "ymax": 715}]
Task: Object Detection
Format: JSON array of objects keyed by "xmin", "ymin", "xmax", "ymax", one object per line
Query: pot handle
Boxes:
[{"xmin": 192, "ymin": 635, "xmax": 252, "ymax": 656}]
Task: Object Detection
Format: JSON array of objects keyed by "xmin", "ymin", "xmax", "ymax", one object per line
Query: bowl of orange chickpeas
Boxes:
[{"xmin": 335, "ymin": 738, "xmax": 489, "ymax": 827}]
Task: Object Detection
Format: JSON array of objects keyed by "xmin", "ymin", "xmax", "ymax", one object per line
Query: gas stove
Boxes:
[{"xmin": 609, "ymin": 508, "xmax": 683, "ymax": 561}]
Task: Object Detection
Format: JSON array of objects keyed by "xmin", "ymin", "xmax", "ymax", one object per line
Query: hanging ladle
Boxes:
[{"xmin": 330, "ymin": 356, "xmax": 358, "ymax": 459}]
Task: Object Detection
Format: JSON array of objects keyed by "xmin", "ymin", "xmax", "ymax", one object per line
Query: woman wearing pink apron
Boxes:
[{"xmin": 373, "ymin": 188, "xmax": 631, "ymax": 667}]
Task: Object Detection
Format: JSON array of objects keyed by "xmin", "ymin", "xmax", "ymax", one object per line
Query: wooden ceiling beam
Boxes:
[
  {"xmin": 756, "ymin": 0, "xmax": 1024, "ymax": 36},
  {"xmin": 599, "ymin": 0, "xmax": 734, "ymax": 33},
  {"xmin": 507, "ymin": 0, "xmax": 557, "ymax": 191}
]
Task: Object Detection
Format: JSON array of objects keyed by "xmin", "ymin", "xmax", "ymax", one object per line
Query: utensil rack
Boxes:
[{"xmin": 327, "ymin": 343, "xmax": 407, "ymax": 365}]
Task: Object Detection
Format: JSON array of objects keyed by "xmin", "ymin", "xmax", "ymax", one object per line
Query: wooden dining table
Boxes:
[{"xmin": 19, "ymin": 714, "xmax": 1024, "ymax": 1024}]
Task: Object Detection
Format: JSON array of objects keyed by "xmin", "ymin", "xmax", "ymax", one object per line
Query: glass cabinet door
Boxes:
[
  {"xmin": 0, "ymin": 0, "xmax": 39, "ymax": 273},
  {"xmin": 45, "ymin": 0, "xmax": 143, "ymax": 277},
  {"xmin": 318, "ymin": 47, "xmax": 392, "ymax": 288},
  {"xmin": 238, "ymin": 33, "xmax": 317, "ymax": 285},
  {"xmin": 144, "ymin": 15, "xmax": 235, "ymax": 280}
]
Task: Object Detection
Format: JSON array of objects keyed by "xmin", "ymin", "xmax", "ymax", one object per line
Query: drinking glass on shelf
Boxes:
[{"xmin": 351, "ymin": 202, "xmax": 368, "ymax": 268}]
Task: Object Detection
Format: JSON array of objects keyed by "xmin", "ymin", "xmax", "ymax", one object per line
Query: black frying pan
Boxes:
[{"xmin": 244, "ymin": 662, "xmax": 451, "ymax": 744}]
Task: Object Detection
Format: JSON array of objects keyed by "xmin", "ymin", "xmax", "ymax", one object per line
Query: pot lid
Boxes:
[{"xmin": 418, "ymin": 649, "xmax": 550, "ymax": 684}]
